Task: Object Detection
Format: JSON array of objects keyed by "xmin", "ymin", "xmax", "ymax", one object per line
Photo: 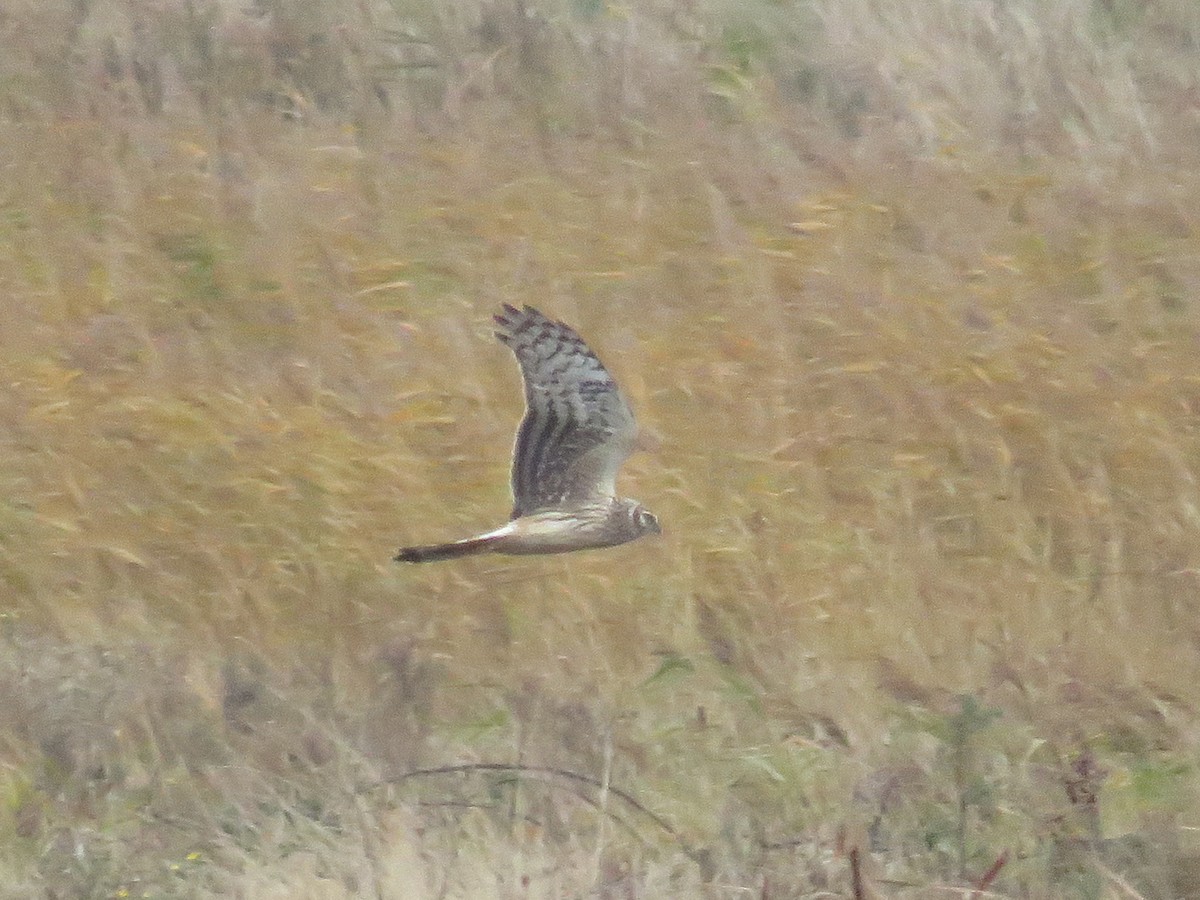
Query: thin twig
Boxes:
[
  {"xmin": 1092, "ymin": 859, "xmax": 1149, "ymax": 900},
  {"xmin": 850, "ymin": 846, "xmax": 865, "ymax": 900},
  {"xmin": 362, "ymin": 762, "xmax": 704, "ymax": 863},
  {"xmin": 969, "ymin": 850, "xmax": 1008, "ymax": 899}
]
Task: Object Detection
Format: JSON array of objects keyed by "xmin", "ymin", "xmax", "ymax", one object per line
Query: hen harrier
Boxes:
[{"xmin": 395, "ymin": 304, "xmax": 660, "ymax": 563}]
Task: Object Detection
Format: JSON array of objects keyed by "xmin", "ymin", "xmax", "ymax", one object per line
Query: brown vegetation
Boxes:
[{"xmin": 1, "ymin": 0, "xmax": 1199, "ymax": 896}]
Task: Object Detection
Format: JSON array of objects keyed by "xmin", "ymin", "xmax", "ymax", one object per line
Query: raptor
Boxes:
[{"xmin": 395, "ymin": 305, "xmax": 660, "ymax": 563}]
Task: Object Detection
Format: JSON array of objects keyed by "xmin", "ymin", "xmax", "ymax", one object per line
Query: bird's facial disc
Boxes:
[{"xmin": 634, "ymin": 506, "xmax": 661, "ymax": 535}]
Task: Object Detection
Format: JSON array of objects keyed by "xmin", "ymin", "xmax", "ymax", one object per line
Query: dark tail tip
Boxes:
[
  {"xmin": 395, "ymin": 545, "xmax": 440, "ymax": 563},
  {"xmin": 395, "ymin": 537, "xmax": 492, "ymax": 563}
]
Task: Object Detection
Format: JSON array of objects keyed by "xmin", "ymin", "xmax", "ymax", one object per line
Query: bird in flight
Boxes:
[{"xmin": 395, "ymin": 304, "xmax": 660, "ymax": 563}]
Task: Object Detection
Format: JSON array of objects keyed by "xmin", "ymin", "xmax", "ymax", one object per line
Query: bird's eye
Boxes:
[{"xmin": 636, "ymin": 509, "xmax": 661, "ymax": 533}]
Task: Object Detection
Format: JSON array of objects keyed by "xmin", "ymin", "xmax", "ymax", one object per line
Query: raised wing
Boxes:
[{"xmin": 494, "ymin": 304, "xmax": 637, "ymax": 518}]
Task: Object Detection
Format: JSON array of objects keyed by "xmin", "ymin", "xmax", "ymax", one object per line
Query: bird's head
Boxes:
[{"xmin": 628, "ymin": 502, "xmax": 662, "ymax": 537}]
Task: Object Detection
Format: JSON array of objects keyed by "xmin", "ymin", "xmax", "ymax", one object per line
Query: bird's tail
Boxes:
[{"xmin": 394, "ymin": 534, "xmax": 502, "ymax": 563}]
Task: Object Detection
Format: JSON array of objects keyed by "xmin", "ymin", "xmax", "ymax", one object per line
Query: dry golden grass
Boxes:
[{"xmin": 2, "ymin": 0, "xmax": 1200, "ymax": 897}]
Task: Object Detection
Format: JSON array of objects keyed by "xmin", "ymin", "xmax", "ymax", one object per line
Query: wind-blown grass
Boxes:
[{"xmin": 0, "ymin": 0, "xmax": 1199, "ymax": 896}]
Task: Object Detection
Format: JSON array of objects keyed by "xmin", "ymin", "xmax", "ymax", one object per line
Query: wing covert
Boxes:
[{"xmin": 493, "ymin": 304, "xmax": 637, "ymax": 518}]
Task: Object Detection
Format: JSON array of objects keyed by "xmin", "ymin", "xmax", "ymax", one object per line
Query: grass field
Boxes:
[{"xmin": 2, "ymin": 0, "xmax": 1200, "ymax": 896}]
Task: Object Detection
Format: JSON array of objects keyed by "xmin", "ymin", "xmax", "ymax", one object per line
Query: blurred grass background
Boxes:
[{"xmin": 1, "ymin": 0, "xmax": 1200, "ymax": 896}]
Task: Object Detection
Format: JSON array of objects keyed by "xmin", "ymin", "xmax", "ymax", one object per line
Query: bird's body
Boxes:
[
  {"xmin": 395, "ymin": 499, "xmax": 655, "ymax": 562},
  {"xmin": 395, "ymin": 305, "xmax": 659, "ymax": 563}
]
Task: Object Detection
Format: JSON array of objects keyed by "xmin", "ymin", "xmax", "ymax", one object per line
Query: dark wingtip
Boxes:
[
  {"xmin": 495, "ymin": 303, "xmax": 548, "ymax": 343},
  {"xmin": 493, "ymin": 302, "xmax": 522, "ymax": 335},
  {"xmin": 496, "ymin": 303, "xmax": 540, "ymax": 318}
]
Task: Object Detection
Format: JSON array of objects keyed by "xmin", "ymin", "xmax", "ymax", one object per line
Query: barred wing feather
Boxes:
[{"xmin": 493, "ymin": 304, "xmax": 637, "ymax": 519}]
